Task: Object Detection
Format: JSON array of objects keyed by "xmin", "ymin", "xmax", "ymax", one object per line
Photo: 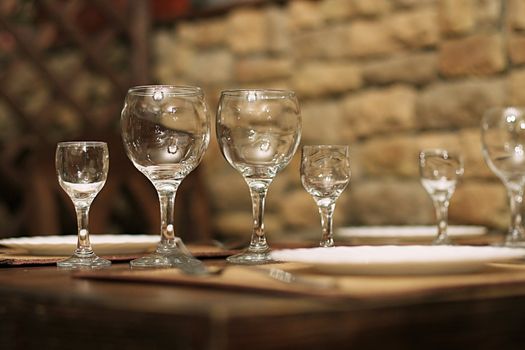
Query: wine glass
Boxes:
[
  {"xmin": 301, "ymin": 145, "xmax": 350, "ymax": 247},
  {"xmin": 481, "ymin": 107, "xmax": 525, "ymax": 246},
  {"xmin": 56, "ymin": 141, "xmax": 111, "ymax": 269},
  {"xmin": 217, "ymin": 89, "xmax": 301, "ymax": 264},
  {"xmin": 419, "ymin": 149, "xmax": 464, "ymax": 245},
  {"xmin": 121, "ymin": 85, "xmax": 210, "ymax": 267}
]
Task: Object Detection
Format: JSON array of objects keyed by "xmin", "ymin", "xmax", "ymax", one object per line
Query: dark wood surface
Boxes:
[{"xmin": 1, "ymin": 261, "xmax": 525, "ymax": 350}]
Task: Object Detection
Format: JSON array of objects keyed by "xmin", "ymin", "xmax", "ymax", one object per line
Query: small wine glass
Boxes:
[
  {"xmin": 56, "ymin": 141, "xmax": 111, "ymax": 269},
  {"xmin": 217, "ymin": 89, "xmax": 301, "ymax": 264},
  {"xmin": 419, "ymin": 149, "xmax": 464, "ymax": 245},
  {"xmin": 481, "ymin": 107, "xmax": 525, "ymax": 246},
  {"xmin": 121, "ymin": 85, "xmax": 210, "ymax": 268},
  {"xmin": 301, "ymin": 145, "xmax": 350, "ymax": 247}
]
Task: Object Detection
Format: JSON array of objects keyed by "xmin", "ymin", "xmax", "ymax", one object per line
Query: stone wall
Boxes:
[{"xmin": 153, "ymin": 0, "xmax": 525, "ymax": 239}]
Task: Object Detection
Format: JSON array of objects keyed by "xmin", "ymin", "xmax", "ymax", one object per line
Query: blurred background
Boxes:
[{"xmin": 0, "ymin": 0, "xmax": 522, "ymax": 242}]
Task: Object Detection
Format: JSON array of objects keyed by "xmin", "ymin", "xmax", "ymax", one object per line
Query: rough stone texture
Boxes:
[
  {"xmin": 362, "ymin": 52, "xmax": 437, "ymax": 85},
  {"xmin": 143, "ymin": 1, "xmax": 525, "ymax": 235},
  {"xmin": 439, "ymin": 34, "xmax": 506, "ymax": 77},
  {"xmin": 177, "ymin": 18, "xmax": 227, "ymax": 48},
  {"xmin": 292, "ymin": 24, "xmax": 350, "ymax": 60},
  {"xmin": 476, "ymin": 0, "xmax": 501, "ymax": 30},
  {"xmin": 235, "ymin": 57, "xmax": 292, "ymax": 82},
  {"xmin": 389, "ymin": 7, "xmax": 440, "ymax": 48},
  {"xmin": 342, "ymin": 85, "xmax": 416, "ymax": 139},
  {"xmin": 438, "ymin": 0, "xmax": 475, "ymax": 35},
  {"xmin": 508, "ymin": 0, "xmax": 525, "ymax": 30},
  {"xmin": 350, "ymin": 180, "xmax": 435, "ymax": 225},
  {"xmin": 288, "ymin": 0, "xmax": 324, "ymax": 30},
  {"xmin": 509, "ymin": 34, "xmax": 525, "ymax": 65},
  {"xmin": 300, "ymin": 100, "xmax": 346, "ymax": 144},
  {"xmin": 227, "ymin": 8, "xmax": 268, "ymax": 54},
  {"xmin": 292, "ymin": 61, "xmax": 361, "ymax": 97},
  {"xmin": 451, "ymin": 182, "xmax": 508, "ymax": 229},
  {"xmin": 320, "ymin": 0, "xmax": 355, "ymax": 22},
  {"xmin": 458, "ymin": 128, "xmax": 494, "ymax": 178},
  {"xmin": 352, "ymin": 0, "xmax": 391, "ymax": 16},
  {"xmin": 348, "ymin": 20, "xmax": 400, "ymax": 58},
  {"xmin": 507, "ymin": 68, "xmax": 525, "ymax": 106},
  {"xmin": 416, "ymin": 79, "xmax": 505, "ymax": 129}
]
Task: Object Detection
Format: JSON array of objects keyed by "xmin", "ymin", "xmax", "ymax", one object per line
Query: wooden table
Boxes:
[{"xmin": 1, "ymin": 261, "xmax": 525, "ymax": 350}]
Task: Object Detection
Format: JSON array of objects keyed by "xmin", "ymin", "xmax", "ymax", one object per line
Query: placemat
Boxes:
[
  {"xmin": 0, "ymin": 245, "xmax": 239, "ymax": 266},
  {"xmin": 73, "ymin": 262, "xmax": 525, "ymax": 301}
]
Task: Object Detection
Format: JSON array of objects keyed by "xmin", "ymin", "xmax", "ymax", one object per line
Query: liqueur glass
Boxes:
[
  {"xmin": 301, "ymin": 145, "xmax": 350, "ymax": 247},
  {"xmin": 419, "ymin": 149, "xmax": 464, "ymax": 245},
  {"xmin": 56, "ymin": 141, "xmax": 111, "ymax": 268},
  {"xmin": 482, "ymin": 107, "xmax": 525, "ymax": 246},
  {"xmin": 121, "ymin": 85, "xmax": 210, "ymax": 267},
  {"xmin": 217, "ymin": 89, "xmax": 301, "ymax": 264}
]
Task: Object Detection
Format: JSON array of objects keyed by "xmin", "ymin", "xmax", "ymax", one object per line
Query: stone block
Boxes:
[
  {"xmin": 320, "ymin": 0, "xmax": 355, "ymax": 22},
  {"xmin": 235, "ymin": 57, "xmax": 292, "ymax": 82},
  {"xmin": 416, "ymin": 79, "xmax": 505, "ymax": 129},
  {"xmin": 508, "ymin": 0, "xmax": 525, "ymax": 30},
  {"xmin": 349, "ymin": 180, "xmax": 435, "ymax": 225},
  {"xmin": 362, "ymin": 52, "xmax": 437, "ymax": 85},
  {"xmin": 352, "ymin": 0, "xmax": 391, "ymax": 16},
  {"xmin": 342, "ymin": 85, "xmax": 416, "ymax": 138},
  {"xmin": 277, "ymin": 189, "xmax": 319, "ymax": 229},
  {"xmin": 292, "ymin": 61, "xmax": 361, "ymax": 97},
  {"xmin": 358, "ymin": 135, "xmax": 418, "ymax": 177},
  {"xmin": 292, "ymin": 24, "xmax": 350, "ymax": 60},
  {"xmin": 458, "ymin": 128, "xmax": 494, "ymax": 178},
  {"xmin": 438, "ymin": 0, "xmax": 475, "ymax": 35},
  {"xmin": 451, "ymin": 181, "xmax": 508, "ymax": 229},
  {"xmin": 476, "ymin": 0, "xmax": 501, "ymax": 30},
  {"xmin": 389, "ymin": 7, "xmax": 440, "ymax": 48},
  {"xmin": 300, "ymin": 99, "xmax": 347, "ymax": 144},
  {"xmin": 507, "ymin": 68, "xmax": 525, "ymax": 106},
  {"xmin": 348, "ymin": 20, "xmax": 400, "ymax": 58},
  {"xmin": 288, "ymin": 0, "xmax": 324, "ymax": 30},
  {"xmin": 267, "ymin": 6, "xmax": 291, "ymax": 54},
  {"xmin": 439, "ymin": 34, "xmax": 505, "ymax": 77},
  {"xmin": 227, "ymin": 8, "xmax": 268, "ymax": 54},
  {"xmin": 185, "ymin": 49, "xmax": 233, "ymax": 84},
  {"xmin": 176, "ymin": 18, "xmax": 227, "ymax": 48},
  {"xmin": 509, "ymin": 34, "xmax": 525, "ymax": 65}
]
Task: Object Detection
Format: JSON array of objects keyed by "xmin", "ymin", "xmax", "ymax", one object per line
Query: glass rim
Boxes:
[
  {"xmin": 127, "ymin": 85, "xmax": 203, "ymax": 97},
  {"xmin": 57, "ymin": 141, "xmax": 107, "ymax": 147},
  {"xmin": 302, "ymin": 144, "xmax": 349, "ymax": 150},
  {"xmin": 220, "ymin": 89, "xmax": 296, "ymax": 98}
]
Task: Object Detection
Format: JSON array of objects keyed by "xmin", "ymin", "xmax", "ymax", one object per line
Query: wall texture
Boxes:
[{"xmin": 153, "ymin": 0, "xmax": 525, "ymax": 240}]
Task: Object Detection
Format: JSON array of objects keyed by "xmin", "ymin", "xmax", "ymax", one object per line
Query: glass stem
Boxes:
[
  {"xmin": 318, "ymin": 202, "xmax": 335, "ymax": 247},
  {"xmin": 247, "ymin": 180, "xmax": 271, "ymax": 253},
  {"xmin": 157, "ymin": 183, "xmax": 180, "ymax": 252},
  {"xmin": 507, "ymin": 187, "xmax": 524, "ymax": 243},
  {"xmin": 74, "ymin": 203, "xmax": 93, "ymax": 256},
  {"xmin": 433, "ymin": 199, "xmax": 450, "ymax": 245}
]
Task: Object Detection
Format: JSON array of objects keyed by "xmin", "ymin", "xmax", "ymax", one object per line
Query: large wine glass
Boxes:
[
  {"xmin": 217, "ymin": 89, "xmax": 301, "ymax": 264},
  {"xmin": 56, "ymin": 141, "xmax": 110, "ymax": 269},
  {"xmin": 301, "ymin": 145, "xmax": 350, "ymax": 247},
  {"xmin": 419, "ymin": 149, "xmax": 464, "ymax": 245},
  {"xmin": 121, "ymin": 85, "xmax": 210, "ymax": 267},
  {"xmin": 481, "ymin": 107, "xmax": 525, "ymax": 246}
]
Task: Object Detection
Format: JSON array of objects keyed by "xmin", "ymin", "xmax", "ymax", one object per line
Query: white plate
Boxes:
[
  {"xmin": 270, "ymin": 246, "xmax": 525, "ymax": 275},
  {"xmin": 337, "ymin": 226, "xmax": 487, "ymax": 240},
  {"xmin": 0, "ymin": 235, "xmax": 159, "ymax": 256}
]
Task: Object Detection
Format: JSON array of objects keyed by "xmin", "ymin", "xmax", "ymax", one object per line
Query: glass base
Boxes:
[
  {"xmin": 432, "ymin": 236, "xmax": 452, "ymax": 245},
  {"xmin": 130, "ymin": 241, "xmax": 194, "ymax": 268},
  {"xmin": 226, "ymin": 250, "xmax": 273, "ymax": 265},
  {"xmin": 57, "ymin": 254, "xmax": 111, "ymax": 269}
]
